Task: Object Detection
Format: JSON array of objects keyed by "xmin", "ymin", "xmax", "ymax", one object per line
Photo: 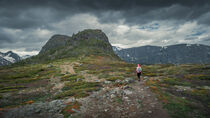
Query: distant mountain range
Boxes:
[
  {"xmin": 113, "ymin": 44, "xmax": 210, "ymax": 64},
  {"xmin": 1, "ymin": 29, "xmax": 210, "ymax": 66},
  {"xmin": 0, "ymin": 51, "xmax": 21, "ymax": 66},
  {"xmin": 0, "ymin": 51, "xmax": 33, "ymax": 66}
]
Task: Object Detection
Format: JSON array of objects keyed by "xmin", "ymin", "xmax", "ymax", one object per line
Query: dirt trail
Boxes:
[
  {"xmin": 131, "ymin": 80, "xmax": 169, "ymax": 118},
  {"xmin": 51, "ymin": 63, "xmax": 77, "ymax": 91},
  {"xmin": 60, "ymin": 63, "xmax": 75, "ymax": 74},
  {"xmin": 72, "ymin": 77, "xmax": 170, "ymax": 118}
]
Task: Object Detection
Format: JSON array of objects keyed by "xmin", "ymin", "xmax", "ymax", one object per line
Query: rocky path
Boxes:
[
  {"xmin": 60, "ymin": 64, "xmax": 75, "ymax": 74},
  {"xmin": 131, "ymin": 80, "xmax": 169, "ymax": 118},
  {"xmin": 71, "ymin": 78, "xmax": 169, "ymax": 118}
]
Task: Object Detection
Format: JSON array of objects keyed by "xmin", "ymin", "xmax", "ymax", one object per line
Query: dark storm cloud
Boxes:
[
  {"xmin": 0, "ymin": 0, "xmax": 210, "ymax": 55},
  {"xmin": 0, "ymin": 0, "xmax": 210, "ymax": 28},
  {"xmin": 0, "ymin": 30, "xmax": 12, "ymax": 43},
  {"xmin": 203, "ymin": 37, "xmax": 210, "ymax": 41}
]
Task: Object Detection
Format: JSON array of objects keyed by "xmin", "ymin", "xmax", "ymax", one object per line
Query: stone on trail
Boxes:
[
  {"xmin": 122, "ymin": 77, "xmax": 135, "ymax": 84},
  {"xmin": 123, "ymin": 90, "xmax": 133, "ymax": 95},
  {"xmin": 148, "ymin": 110, "xmax": 152, "ymax": 114},
  {"xmin": 110, "ymin": 94, "xmax": 116, "ymax": 99},
  {"xmin": 104, "ymin": 80, "xmax": 112, "ymax": 84},
  {"xmin": 115, "ymin": 79, "xmax": 121, "ymax": 83}
]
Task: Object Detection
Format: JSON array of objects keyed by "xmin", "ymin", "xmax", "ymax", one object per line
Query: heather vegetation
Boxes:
[{"xmin": 144, "ymin": 64, "xmax": 210, "ymax": 118}]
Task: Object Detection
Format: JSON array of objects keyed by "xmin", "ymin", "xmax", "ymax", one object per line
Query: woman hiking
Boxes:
[{"xmin": 136, "ymin": 64, "xmax": 142, "ymax": 81}]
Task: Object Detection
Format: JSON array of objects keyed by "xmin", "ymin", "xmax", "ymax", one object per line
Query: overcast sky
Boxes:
[{"xmin": 0, "ymin": 0, "xmax": 210, "ymax": 56}]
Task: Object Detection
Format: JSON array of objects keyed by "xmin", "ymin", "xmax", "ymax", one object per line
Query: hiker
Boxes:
[{"xmin": 136, "ymin": 64, "xmax": 142, "ymax": 81}]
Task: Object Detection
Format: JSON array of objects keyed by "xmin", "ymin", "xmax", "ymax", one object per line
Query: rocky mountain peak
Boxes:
[
  {"xmin": 72, "ymin": 29, "xmax": 109, "ymax": 43},
  {"xmin": 39, "ymin": 34, "xmax": 71, "ymax": 54},
  {"xmin": 39, "ymin": 29, "xmax": 111, "ymax": 54},
  {"xmin": 37, "ymin": 29, "xmax": 118, "ymax": 61}
]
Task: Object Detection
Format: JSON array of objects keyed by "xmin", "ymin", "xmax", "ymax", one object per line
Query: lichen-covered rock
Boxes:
[
  {"xmin": 39, "ymin": 35, "xmax": 70, "ymax": 54},
  {"xmin": 115, "ymin": 79, "xmax": 122, "ymax": 83},
  {"xmin": 122, "ymin": 78, "xmax": 135, "ymax": 84},
  {"xmin": 104, "ymin": 80, "xmax": 112, "ymax": 84},
  {"xmin": 3, "ymin": 100, "xmax": 66, "ymax": 118}
]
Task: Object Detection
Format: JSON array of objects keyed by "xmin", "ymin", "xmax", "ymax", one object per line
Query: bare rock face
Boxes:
[
  {"xmin": 39, "ymin": 35, "xmax": 71, "ymax": 54},
  {"xmin": 72, "ymin": 29, "xmax": 109, "ymax": 42},
  {"xmin": 37, "ymin": 29, "xmax": 117, "ymax": 61},
  {"xmin": 39, "ymin": 29, "xmax": 111, "ymax": 54}
]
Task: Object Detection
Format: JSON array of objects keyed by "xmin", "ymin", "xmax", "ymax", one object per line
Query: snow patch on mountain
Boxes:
[
  {"xmin": 0, "ymin": 51, "xmax": 21, "ymax": 66},
  {"xmin": 4, "ymin": 53, "xmax": 16, "ymax": 63},
  {"xmin": 21, "ymin": 55, "xmax": 31, "ymax": 60},
  {"xmin": 161, "ymin": 46, "xmax": 167, "ymax": 49}
]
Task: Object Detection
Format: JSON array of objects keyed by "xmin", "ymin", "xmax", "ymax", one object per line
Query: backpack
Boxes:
[{"xmin": 137, "ymin": 67, "xmax": 141, "ymax": 73}]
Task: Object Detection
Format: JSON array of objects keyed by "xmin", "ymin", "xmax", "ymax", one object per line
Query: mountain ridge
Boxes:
[
  {"xmin": 113, "ymin": 43, "xmax": 210, "ymax": 64},
  {"xmin": 20, "ymin": 29, "xmax": 120, "ymax": 64},
  {"xmin": 0, "ymin": 51, "xmax": 21, "ymax": 66}
]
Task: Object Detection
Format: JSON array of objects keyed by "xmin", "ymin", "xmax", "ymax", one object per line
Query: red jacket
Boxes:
[{"xmin": 136, "ymin": 64, "xmax": 142, "ymax": 73}]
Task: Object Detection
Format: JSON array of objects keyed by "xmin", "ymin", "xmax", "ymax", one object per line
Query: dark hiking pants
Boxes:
[{"xmin": 137, "ymin": 72, "xmax": 141, "ymax": 81}]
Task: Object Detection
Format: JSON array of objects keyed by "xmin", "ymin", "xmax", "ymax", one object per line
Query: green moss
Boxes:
[
  {"xmin": 189, "ymin": 89, "xmax": 210, "ymax": 103},
  {"xmin": 164, "ymin": 101, "xmax": 193, "ymax": 118},
  {"xmin": 155, "ymin": 91, "xmax": 196, "ymax": 118},
  {"xmin": 98, "ymin": 73, "xmax": 110, "ymax": 79},
  {"xmin": 0, "ymin": 85, "xmax": 26, "ymax": 93},
  {"xmin": 0, "ymin": 89, "xmax": 19, "ymax": 93},
  {"xmin": 143, "ymin": 72, "xmax": 161, "ymax": 77},
  {"xmin": 55, "ymin": 81, "xmax": 101, "ymax": 99},
  {"xmin": 113, "ymin": 96, "xmax": 123, "ymax": 103},
  {"xmin": 63, "ymin": 81, "xmax": 100, "ymax": 90},
  {"xmin": 55, "ymin": 87, "xmax": 99, "ymax": 99},
  {"xmin": 106, "ymin": 76, "xmax": 124, "ymax": 81},
  {"xmin": 144, "ymin": 63, "xmax": 210, "ymax": 118},
  {"xmin": 162, "ymin": 78, "xmax": 191, "ymax": 86},
  {"xmin": 87, "ymin": 70, "xmax": 100, "ymax": 74},
  {"xmin": 0, "ymin": 91, "xmax": 51, "ymax": 108},
  {"xmin": 60, "ymin": 74, "xmax": 84, "ymax": 82},
  {"xmin": 0, "ymin": 64, "xmax": 56, "ymax": 85},
  {"xmin": 184, "ymin": 74, "xmax": 210, "ymax": 80}
]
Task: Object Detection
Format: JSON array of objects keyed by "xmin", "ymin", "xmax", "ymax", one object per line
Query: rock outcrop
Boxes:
[{"xmin": 37, "ymin": 29, "xmax": 118, "ymax": 61}]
